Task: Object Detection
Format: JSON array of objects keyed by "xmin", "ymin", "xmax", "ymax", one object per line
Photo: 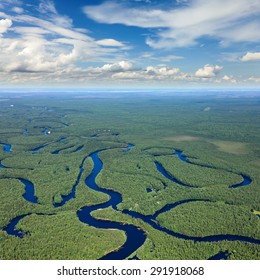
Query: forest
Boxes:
[{"xmin": 0, "ymin": 91, "xmax": 259, "ymax": 260}]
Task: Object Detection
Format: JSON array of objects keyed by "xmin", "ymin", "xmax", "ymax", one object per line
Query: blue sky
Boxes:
[{"xmin": 0, "ymin": 0, "xmax": 260, "ymax": 88}]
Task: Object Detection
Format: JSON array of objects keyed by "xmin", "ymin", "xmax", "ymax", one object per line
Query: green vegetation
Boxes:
[
  {"xmin": 156, "ymin": 154, "xmax": 242, "ymax": 188},
  {"xmin": 156, "ymin": 201, "xmax": 260, "ymax": 239},
  {"xmin": 0, "ymin": 211, "xmax": 125, "ymax": 260},
  {"xmin": 0, "ymin": 92, "xmax": 260, "ymax": 259}
]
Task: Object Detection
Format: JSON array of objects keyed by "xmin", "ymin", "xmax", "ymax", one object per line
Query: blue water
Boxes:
[
  {"xmin": 122, "ymin": 199, "xmax": 260, "ymax": 245},
  {"xmin": 53, "ymin": 165, "xmax": 85, "ymax": 207},
  {"xmin": 175, "ymin": 149, "xmax": 252, "ymax": 188},
  {"xmin": 77, "ymin": 149, "xmax": 146, "ymax": 260},
  {"xmin": 208, "ymin": 250, "xmax": 230, "ymax": 260},
  {"xmin": 229, "ymin": 175, "xmax": 252, "ymax": 188},
  {"xmin": 73, "ymin": 145, "xmax": 84, "ymax": 152},
  {"xmin": 3, "ymin": 213, "xmax": 55, "ymax": 238},
  {"xmin": 32, "ymin": 137, "xmax": 66, "ymax": 154},
  {"xmin": 56, "ymin": 137, "xmax": 66, "ymax": 142},
  {"xmin": 1, "ymin": 143, "xmax": 12, "ymax": 153},
  {"xmin": 32, "ymin": 143, "xmax": 49, "ymax": 154},
  {"xmin": 52, "ymin": 145, "xmax": 74, "ymax": 155},
  {"xmin": 3, "ymin": 214, "xmax": 30, "ymax": 238},
  {"xmin": 0, "ymin": 160, "xmax": 7, "ymax": 168},
  {"xmin": 18, "ymin": 178, "xmax": 38, "ymax": 204},
  {"xmin": 122, "ymin": 143, "xmax": 135, "ymax": 153},
  {"xmin": 23, "ymin": 129, "xmax": 29, "ymax": 135},
  {"xmin": 53, "ymin": 143, "xmax": 134, "ymax": 205},
  {"xmin": 175, "ymin": 150, "xmax": 189, "ymax": 162},
  {"xmin": 0, "ymin": 152, "xmax": 38, "ymax": 203},
  {"xmin": 155, "ymin": 161, "xmax": 195, "ymax": 188},
  {"xmin": 42, "ymin": 129, "xmax": 50, "ymax": 136},
  {"xmin": 3, "ymin": 141, "xmax": 258, "ymax": 259}
]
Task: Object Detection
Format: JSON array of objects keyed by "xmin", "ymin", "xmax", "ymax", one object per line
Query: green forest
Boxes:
[{"xmin": 0, "ymin": 91, "xmax": 259, "ymax": 260}]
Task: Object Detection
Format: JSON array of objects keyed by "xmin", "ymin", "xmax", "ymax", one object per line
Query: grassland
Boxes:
[{"xmin": 0, "ymin": 91, "xmax": 259, "ymax": 260}]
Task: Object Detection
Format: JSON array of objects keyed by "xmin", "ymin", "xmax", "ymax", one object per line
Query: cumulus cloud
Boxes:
[
  {"xmin": 83, "ymin": 0, "xmax": 260, "ymax": 49},
  {"xmin": 222, "ymin": 75, "xmax": 237, "ymax": 83},
  {"xmin": 0, "ymin": 1, "xmax": 128, "ymax": 75},
  {"xmin": 0, "ymin": 18, "xmax": 12, "ymax": 34},
  {"xmin": 146, "ymin": 66, "xmax": 180, "ymax": 76},
  {"xmin": 0, "ymin": 58, "xmax": 244, "ymax": 86},
  {"xmin": 101, "ymin": 61, "xmax": 134, "ymax": 72},
  {"xmin": 240, "ymin": 52, "xmax": 260, "ymax": 62},
  {"xmin": 111, "ymin": 65, "xmax": 182, "ymax": 81},
  {"xmin": 195, "ymin": 64, "xmax": 223, "ymax": 78},
  {"xmin": 1, "ymin": 0, "xmax": 256, "ymax": 86}
]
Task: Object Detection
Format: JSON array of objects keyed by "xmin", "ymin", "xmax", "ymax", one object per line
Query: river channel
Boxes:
[{"xmin": 2, "ymin": 141, "xmax": 259, "ymax": 260}]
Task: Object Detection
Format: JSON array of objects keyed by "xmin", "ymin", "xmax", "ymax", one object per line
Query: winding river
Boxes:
[
  {"xmin": 155, "ymin": 161, "xmax": 196, "ymax": 188},
  {"xmin": 3, "ymin": 214, "xmax": 30, "ymax": 238},
  {"xmin": 53, "ymin": 157, "xmax": 85, "ymax": 207},
  {"xmin": 2, "ymin": 141, "xmax": 259, "ymax": 260},
  {"xmin": 1, "ymin": 143, "xmax": 38, "ymax": 204},
  {"xmin": 32, "ymin": 137, "xmax": 66, "ymax": 154},
  {"xmin": 174, "ymin": 150, "xmax": 252, "ymax": 188},
  {"xmin": 18, "ymin": 178, "xmax": 38, "ymax": 204},
  {"xmin": 78, "ymin": 148, "xmax": 146, "ymax": 259}
]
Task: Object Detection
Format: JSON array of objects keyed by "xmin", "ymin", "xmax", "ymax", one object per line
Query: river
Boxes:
[{"xmin": 2, "ymin": 141, "xmax": 258, "ymax": 260}]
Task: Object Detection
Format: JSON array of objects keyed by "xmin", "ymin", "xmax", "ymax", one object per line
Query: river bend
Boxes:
[{"xmin": 2, "ymin": 141, "xmax": 259, "ymax": 260}]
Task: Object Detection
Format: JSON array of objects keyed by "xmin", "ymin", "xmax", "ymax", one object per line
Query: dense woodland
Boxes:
[{"xmin": 0, "ymin": 92, "xmax": 259, "ymax": 259}]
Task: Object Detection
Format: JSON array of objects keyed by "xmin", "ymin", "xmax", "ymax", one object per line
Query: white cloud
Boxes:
[
  {"xmin": 240, "ymin": 52, "xmax": 260, "ymax": 62},
  {"xmin": 1, "ymin": 35, "xmax": 66, "ymax": 73},
  {"xmin": 101, "ymin": 61, "xmax": 134, "ymax": 72},
  {"xmin": 0, "ymin": 58, "xmax": 246, "ymax": 86},
  {"xmin": 96, "ymin": 39, "xmax": 125, "ymax": 47},
  {"xmin": 0, "ymin": 0, "xmax": 22, "ymax": 11},
  {"xmin": 0, "ymin": 19, "xmax": 12, "ymax": 34},
  {"xmin": 12, "ymin": 7, "xmax": 24, "ymax": 14},
  {"xmin": 36, "ymin": 0, "xmax": 73, "ymax": 28},
  {"xmin": 38, "ymin": 0, "xmax": 57, "ymax": 15},
  {"xmin": 160, "ymin": 55, "xmax": 184, "ymax": 62},
  {"xmin": 112, "ymin": 65, "xmax": 182, "ymax": 81},
  {"xmin": 222, "ymin": 75, "xmax": 237, "ymax": 83},
  {"xmin": 247, "ymin": 76, "xmax": 260, "ymax": 83},
  {"xmin": 83, "ymin": 0, "xmax": 260, "ymax": 49},
  {"xmin": 195, "ymin": 64, "xmax": 223, "ymax": 78},
  {"xmin": 111, "ymin": 72, "xmax": 141, "ymax": 80},
  {"xmin": 1, "ymin": 0, "xmax": 257, "ymax": 87},
  {"xmin": 83, "ymin": 2, "xmax": 165, "ymax": 28},
  {"xmin": 1, "ymin": 0, "xmax": 22, "ymax": 5},
  {"xmin": 146, "ymin": 66, "xmax": 180, "ymax": 76},
  {"xmin": 0, "ymin": 1, "xmax": 130, "ymax": 75},
  {"xmin": 139, "ymin": 53, "xmax": 184, "ymax": 63}
]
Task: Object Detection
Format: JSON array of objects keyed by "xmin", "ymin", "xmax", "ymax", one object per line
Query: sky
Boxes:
[{"xmin": 0, "ymin": 0, "xmax": 260, "ymax": 89}]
